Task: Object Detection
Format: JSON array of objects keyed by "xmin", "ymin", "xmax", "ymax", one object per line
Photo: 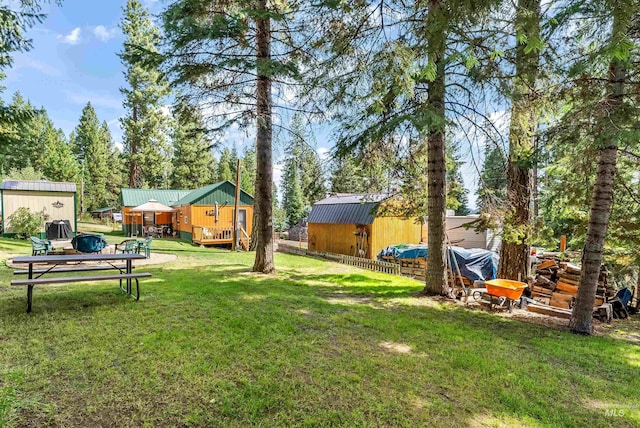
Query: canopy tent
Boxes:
[{"xmin": 130, "ymin": 200, "xmax": 175, "ymax": 237}]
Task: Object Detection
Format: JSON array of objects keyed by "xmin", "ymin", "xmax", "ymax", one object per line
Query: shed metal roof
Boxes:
[
  {"xmin": 171, "ymin": 181, "xmax": 254, "ymax": 207},
  {"xmin": 121, "ymin": 188, "xmax": 191, "ymax": 207},
  {"xmin": 308, "ymin": 193, "xmax": 393, "ymax": 225},
  {"xmin": 1, "ymin": 180, "xmax": 77, "ymax": 193},
  {"xmin": 307, "ymin": 202, "xmax": 379, "ymax": 225}
]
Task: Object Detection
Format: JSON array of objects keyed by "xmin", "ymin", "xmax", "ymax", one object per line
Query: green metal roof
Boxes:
[
  {"xmin": 120, "ymin": 188, "xmax": 192, "ymax": 207},
  {"xmin": 172, "ymin": 181, "xmax": 254, "ymax": 207}
]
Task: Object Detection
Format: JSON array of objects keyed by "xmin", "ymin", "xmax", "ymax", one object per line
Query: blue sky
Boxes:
[
  {"xmin": 3, "ymin": 0, "xmax": 160, "ymax": 144},
  {"xmin": 3, "ymin": 0, "xmax": 485, "ymax": 208}
]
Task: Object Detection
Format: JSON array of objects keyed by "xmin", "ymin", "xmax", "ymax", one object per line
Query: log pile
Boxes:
[{"xmin": 531, "ymin": 256, "xmax": 613, "ymax": 310}]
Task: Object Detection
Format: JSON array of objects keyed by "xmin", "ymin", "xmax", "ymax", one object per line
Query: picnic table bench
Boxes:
[{"xmin": 11, "ymin": 253, "xmax": 151, "ymax": 313}]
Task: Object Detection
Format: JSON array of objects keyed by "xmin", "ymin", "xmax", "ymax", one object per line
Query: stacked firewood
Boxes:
[{"xmin": 531, "ymin": 257, "xmax": 612, "ymax": 309}]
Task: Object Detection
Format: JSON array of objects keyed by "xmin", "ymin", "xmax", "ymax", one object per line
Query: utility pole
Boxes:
[{"xmin": 232, "ymin": 158, "xmax": 241, "ymax": 251}]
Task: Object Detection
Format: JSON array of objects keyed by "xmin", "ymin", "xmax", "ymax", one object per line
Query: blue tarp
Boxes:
[{"xmin": 378, "ymin": 244, "xmax": 499, "ymax": 281}]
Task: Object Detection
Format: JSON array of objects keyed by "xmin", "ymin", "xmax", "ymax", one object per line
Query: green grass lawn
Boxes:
[{"xmin": 0, "ymin": 235, "xmax": 639, "ymax": 427}]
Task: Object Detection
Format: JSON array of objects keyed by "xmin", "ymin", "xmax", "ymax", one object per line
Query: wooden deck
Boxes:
[{"xmin": 192, "ymin": 227, "xmax": 251, "ymax": 250}]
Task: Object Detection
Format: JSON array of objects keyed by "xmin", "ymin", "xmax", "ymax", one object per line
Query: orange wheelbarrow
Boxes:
[{"xmin": 472, "ymin": 279, "xmax": 528, "ymax": 312}]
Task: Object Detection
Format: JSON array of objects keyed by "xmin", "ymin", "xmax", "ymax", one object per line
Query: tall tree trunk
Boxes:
[
  {"xmin": 422, "ymin": 0, "xmax": 449, "ymax": 296},
  {"xmin": 252, "ymin": 0, "xmax": 275, "ymax": 273},
  {"xmin": 570, "ymin": 5, "xmax": 628, "ymax": 335},
  {"xmin": 498, "ymin": 0, "xmax": 540, "ymax": 281}
]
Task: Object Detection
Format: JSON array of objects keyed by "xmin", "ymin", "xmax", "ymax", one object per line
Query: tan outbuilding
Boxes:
[{"xmin": 1, "ymin": 180, "xmax": 77, "ymax": 236}]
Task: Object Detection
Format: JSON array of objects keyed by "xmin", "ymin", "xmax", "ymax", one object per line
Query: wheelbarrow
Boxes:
[{"xmin": 472, "ymin": 279, "xmax": 528, "ymax": 313}]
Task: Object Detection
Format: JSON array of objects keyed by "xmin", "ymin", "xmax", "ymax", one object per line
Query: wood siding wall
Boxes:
[
  {"xmin": 309, "ymin": 217, "xmax": 422, "ymax": 260},
  {"xmin": 371, "ymin": 216, "xmax": 422, "ymax": 258},
  {"xmin": 175, "ymin": 205, "xmax": 253, "ymax": 237},
  {"xmin": 308, "ymin": 223, "xmax": 362, "ymax": 257},
  {"xmin": 3, "ymin": 191, "xmax": 76, "ymax": 232}
]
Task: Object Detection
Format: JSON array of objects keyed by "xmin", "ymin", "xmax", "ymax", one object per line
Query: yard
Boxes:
[{"xmin": 0, "ymin": 233, "xmax": 638, "ymax": 427}]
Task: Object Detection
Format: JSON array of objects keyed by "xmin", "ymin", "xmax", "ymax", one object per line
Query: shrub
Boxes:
[{"xmin": 7, "ymin": 207, "xmax": 46, "ymax": 239}]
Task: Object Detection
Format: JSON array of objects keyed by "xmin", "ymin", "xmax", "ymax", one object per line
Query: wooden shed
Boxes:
[
  {"xmin": 307, "ymin": 194, "xmax": 422, "ymax": 259},
  {"xmin": 120, "ymin": 188, "xmax": 191, "ymax": 237},
  {"xmin": 172, "ymin": 181, "xmax": 254, "ymax": 246},
  {"xmin": 1, "ymin": 180, "xmax": 77, "ymax": 237}
]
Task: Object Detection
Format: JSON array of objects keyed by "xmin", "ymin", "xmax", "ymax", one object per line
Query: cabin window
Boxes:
[{"xmin": 184, "ymin": 216, "xmax": 188, "ymax": 224}]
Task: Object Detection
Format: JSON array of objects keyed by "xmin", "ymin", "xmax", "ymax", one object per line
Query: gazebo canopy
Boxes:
[{"xmin": 131, "ymin": 199, "xmax": 175, "ymax": 212}]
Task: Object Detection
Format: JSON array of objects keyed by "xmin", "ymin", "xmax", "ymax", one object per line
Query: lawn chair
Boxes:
[
  {"xmin": 608, "ymin": 288, "xmax": 633, "ymax": 319},
  {"xmin": 72, "ymin": 234, "xmax": 108, "ymax": 254},
  {"xmin": 30, "ymin": 236, "xmax": 53, "ymax": 256},
  {"xmin": 115, "ymin": 239, "xmax": 138, "ymax": 254},
  {"xmin": 137, "ymin": 237, "xmax": 152, "ymax": 258}
]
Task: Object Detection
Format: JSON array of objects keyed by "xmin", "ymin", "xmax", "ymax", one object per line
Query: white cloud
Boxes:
[
  {"xmin": 12, "ymin": 55, "xmax": 60, "ymax": 76},
  {"xmin": 92, "ymin": 25, "xmax": 117, "ymax": 42},
  {"xmin": 57, "ymin": 27, "xmax": 82, "ymax": 45}
]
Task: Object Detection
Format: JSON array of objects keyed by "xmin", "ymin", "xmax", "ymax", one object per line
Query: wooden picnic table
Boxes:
[{"xmin": 11, "ymin": 253, "xmax": 150, "ymax": 313}]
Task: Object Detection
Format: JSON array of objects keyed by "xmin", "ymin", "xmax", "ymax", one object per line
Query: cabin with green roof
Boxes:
[
  {"xmin": 120, "ymin": 188, "xmax": 191, "ymax": 237},
  {"xmin": 171, "ymin": 181, "xmax": 254, "ymax": 245}
]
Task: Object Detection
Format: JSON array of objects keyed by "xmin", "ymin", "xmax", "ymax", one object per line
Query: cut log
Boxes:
[
  {"xmin": 556, "ymin": 281, "xmax": 579, "ymax": 294},
  {"xmin": 535, "ymin": 274, "xmax": 556, "ymax": 290},
  {"xmin": 552, "ymin": 292, "xmax": 574, "ymax": 302},
  {"xmin": 550, "ymin": 298, "xmax": 571, "ymax": 309},
  {"xmin": 527, "ymin": 304, "xmax": 572, "ymax": 319},
  {"xmin": 537, "ymin": 260, "xmax": 557, "ymax": 270}
]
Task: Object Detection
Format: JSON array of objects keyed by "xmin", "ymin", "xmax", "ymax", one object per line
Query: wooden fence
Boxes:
[{"xmin": 278, "ymin": 243, "xmax": 401, "ymax": 275}]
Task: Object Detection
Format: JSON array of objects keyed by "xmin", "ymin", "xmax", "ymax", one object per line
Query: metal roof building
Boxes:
[
  {"xmin": 307, "ymin": 193, "xmax": 422, "ymax": 259},
  {"xmin": 307, "ymin": 194, "xmax": 390, "ymax": 225},
  {"xmin": 1, "ymin": 180, "xmax": 77, "ymax": 236},
  {"xmin": 1, "ymin": 180, "xmax": 76, "ymax": 193},
  {"xmin": 120, "ymin": 188, "xmax": 191, "ymax": 207}
]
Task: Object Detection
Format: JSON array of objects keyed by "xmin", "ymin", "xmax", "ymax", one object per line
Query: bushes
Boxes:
[{"xmin": 7, "ymin": 207, "xmax": 47, "ymax": 239}]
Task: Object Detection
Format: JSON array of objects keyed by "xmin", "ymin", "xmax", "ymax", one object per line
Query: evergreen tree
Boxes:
[
  {"xmin": 101, "ymin": 122, "xmax": 126, "ymax": 206},
  {"xmin": 446, "ymin": 143, "xmax": 470, "ymax": 215},
  {"xmin": 162, "ymin": 0, "xmax": 304, "ymax": 273},
  {"xmin": 74, "ymin": 103, "xmax": 110, "ymax": 211},
  {"xmin": 477, "ymin": 144, "xmax": 508, "ymax": 212},
  {"xmin": 119, "ymin": 0, "xmax": 171, "ymax": 188},
  {"xmin": 282, "ymin": 159, "xmax": 305, "ymax": 227},
  {"xmin": 330, "ymin": 155, "xmax": 364, "ymax": 194},
  {"xmin": 42, "ymin": 122, "xmax": 80, "ymax": 183},
  {"xmin": 0, "ymin": 1, "xmax": 56, "ymax": 136},
  {"xmin": 170, "ymin": 101, "xmax": 215, "ymax": 189},
  {"xmin": 241, "ymin": 147, "xmax": 257, "ymax": 194},
  {"xmin": 217, "ymin": 148, "xmax": 234, "ymax": 182}
]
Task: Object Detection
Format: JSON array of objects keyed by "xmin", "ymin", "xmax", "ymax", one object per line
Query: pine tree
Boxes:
[
  {"xmin": 569, "ymin": 0, "xmax": 636, "ymax": 335},
  {"xmin": 282, "ymin": 159, "xmax": 304, "ymax": 227},
  {"xmin": 101, "ymin": 122, "xmax": 126, "ymax": 207},
  {"xmin": 499, "ymin": 0, "xmax": 542, "ymax": 281},
  {"xmin": 170, "ymin": 101, "xmax": 215, "ymax": 189},
  {"xmin": 241, "ymin": 147, "xmax": 257, "ymax": 194},
  {"xmin": 162, "ymin": 0, "xmax": 303, "ymax": 273},
  {"xmin": 330, "ymin": 155, "xmax": 364, "ymax": 193},
  {"xmin": 119, "ymin": 0, "xmax": 171, "ymax": 188},
  {"xmin": 217, "ymin": 148, "xmax": 234, "ymax": 182},
  {"xmin": 477, "ymin": 144, "xmax": 508, "ymax": 212},
  {"xmin": 446, "ymin": 143, "xmax": 470, "ymax": 215},
  {"xmin": 74, "ymin": 103, "xmax": 110, "ymax": 211},
  {"xmin": 42, "ymin": 122, "xmax": 80, "ymax": 183}
]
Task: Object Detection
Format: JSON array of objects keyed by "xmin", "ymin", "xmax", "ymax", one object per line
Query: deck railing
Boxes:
[
  {"xmin": 277, "ymin": 243, "xmax": 400, "ymax": 275},
  {"xmin": 193, "ymin": 226, "xmax": 234, "ymax": 244}
]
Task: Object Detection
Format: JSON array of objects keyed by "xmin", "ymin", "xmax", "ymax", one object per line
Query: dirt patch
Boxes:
[{"xmin": 379, "ymin": 341, "xmax": 412, "ymax": 354}]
